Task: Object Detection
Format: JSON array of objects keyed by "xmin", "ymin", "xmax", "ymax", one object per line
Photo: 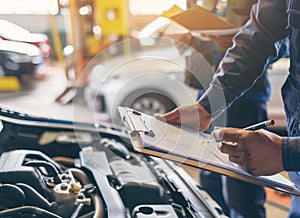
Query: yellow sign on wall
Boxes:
[{"xmin": 95, "ymin": 0, "xmax": 130, "ymax": 37}]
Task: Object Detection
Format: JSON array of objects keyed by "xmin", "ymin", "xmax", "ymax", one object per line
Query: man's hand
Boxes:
[
  {"xmin": 202, "ymin": 34, "xmax": 235, "ymax": 48},
  {"xmin": 171, "ymin": 33, "xmax": 194, "ymax": 53},
  {"xmin": 212, "ymin": 127, "xmax": 284, "ymax": 176},
  {"xmin": 155, "ymin": 103, "xmax": 212, "ymax": 132}
]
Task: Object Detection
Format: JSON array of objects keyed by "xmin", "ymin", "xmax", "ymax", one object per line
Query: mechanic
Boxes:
[
  {"xmin": 157, "ymin": 0, "xmax": 299, "ymax": 217},
  {"xmin": 175, "ymin": 0, "xmax": 282, "ymax": 217}
]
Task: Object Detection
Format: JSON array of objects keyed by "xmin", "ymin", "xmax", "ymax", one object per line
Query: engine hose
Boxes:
[
  {"xmin": 0, "ymin": 184, "xmax": 25, "ymax": 208},
  {"xmin": 52, "ymin": 156, "xmax": 75, "ymax": 167},
  {"xmin": 0, "ymin": 206, "xmax": 60, "ymax": 218},
  {"xmin": 16, "ymin": 183, "xmax": 52, "ymax": 211},
  {"xmin": 67, "ymin": 168, "xmax": 104, "ymax": 218},
  {"xmin": 78, "ymin": 211, "xmax": 95, "ymax": 218},
  {"xmin": 24, "ymin": 160, "xmax": 61, "ymax": 184},
  {"xmin": 70, "ymin": 203, "xmax": 85, "ymax": 218}
]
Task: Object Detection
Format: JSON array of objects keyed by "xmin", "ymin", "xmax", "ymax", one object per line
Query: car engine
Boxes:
[{"xmin": 0, "ymin": 108, "xmax": 227, "ymax": 218}]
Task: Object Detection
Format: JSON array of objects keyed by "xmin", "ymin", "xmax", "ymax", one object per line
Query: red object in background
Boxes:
[{"xmin": 0, "ymin": 19, "xmax": 50, "ymax": 58}]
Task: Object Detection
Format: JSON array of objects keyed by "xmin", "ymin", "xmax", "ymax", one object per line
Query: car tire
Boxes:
[{"xmin": 123, "ymin": 92, "xmax": 177, "ymax": 115}]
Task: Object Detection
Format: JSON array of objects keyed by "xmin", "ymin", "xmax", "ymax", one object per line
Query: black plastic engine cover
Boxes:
[{"xmin": 0, "ymin": 150, "xmax": 53, "ymax": 196}]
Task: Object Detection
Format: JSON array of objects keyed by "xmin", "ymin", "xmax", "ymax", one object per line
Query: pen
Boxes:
[
  {"xmin": 243, "ymin": 119, "xmax": 275, "ymax": 131},
  {"xmin": 211, "ymin": 120, "xmax": 275, "ymax": 145}
]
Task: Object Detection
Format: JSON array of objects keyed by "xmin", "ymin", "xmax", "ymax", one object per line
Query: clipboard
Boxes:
[
  {"xmin": 118, "ymin": 106, "xmax": 300, "ymax": 196},
  {"xmin": 138, "ymin": 5, "xmax": 239, "ymax": 38},
  {"xmin": 170, "ymin": 6, "xmax": 235, "ymax": 31}
]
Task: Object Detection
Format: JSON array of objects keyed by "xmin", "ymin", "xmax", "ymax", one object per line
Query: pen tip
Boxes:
[{"xmin": 268, "ymin": 119, "xmax": 275, "ymax": 126}]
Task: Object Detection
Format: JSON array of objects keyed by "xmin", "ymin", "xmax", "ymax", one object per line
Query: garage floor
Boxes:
[
  {"xmin": 0, "ymin": 61, "xmax": 290, "ymax": 218},
  {"xmin": 0, "ymin": 62, "xmax": 96, "ymax": 123}
]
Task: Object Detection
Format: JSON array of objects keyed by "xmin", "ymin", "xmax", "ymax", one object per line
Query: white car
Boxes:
[
  {"xmin": 84, "ymin": 45, "xmax": 201, "ymax": 125},
  {"xmin": 0, "ymin": 39, "xmax": 43, "ymax": 78}
]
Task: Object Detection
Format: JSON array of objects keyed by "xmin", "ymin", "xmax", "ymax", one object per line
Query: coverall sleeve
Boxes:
[{"xmin": 198, "ymin": 0, "xmax": 290, "ymax": 117}]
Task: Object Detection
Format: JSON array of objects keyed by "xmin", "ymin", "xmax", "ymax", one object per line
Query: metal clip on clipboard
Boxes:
[{"xmin": 128, "ymin": 110, "xmax": 155, "ymax": 138}]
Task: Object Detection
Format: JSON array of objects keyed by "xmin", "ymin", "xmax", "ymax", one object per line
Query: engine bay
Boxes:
[{"xmin": 0, "ymin": 108, "xmax": 226, "ymax": 218}]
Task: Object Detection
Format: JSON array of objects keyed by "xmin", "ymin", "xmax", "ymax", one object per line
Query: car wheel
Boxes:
[{"xmin": 124, "ymin": 92, "xmax": 177, "ymax": 115}]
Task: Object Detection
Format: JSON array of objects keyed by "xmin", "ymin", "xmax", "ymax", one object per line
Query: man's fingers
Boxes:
[
  {"xmin": 155, "ymin": 105, "xmax": 199, "ymax": 123},
  {"xmin": 229, "ymin": 156, "xmax": 242, "ymax": 165},
  {"xmin": 228, "ymin": 152, "xmax": 247, "ymax": 165},
  {"xmin": 212, "ymin": 127, "xmax": 243, "ymax": 143},
  {"xmin": 219, "ymin": 141, "xmax": 246, "ymax": 154},
  {"xmin": 155, "ymin": 108, "xmax": 180, "ymax": 123}
]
